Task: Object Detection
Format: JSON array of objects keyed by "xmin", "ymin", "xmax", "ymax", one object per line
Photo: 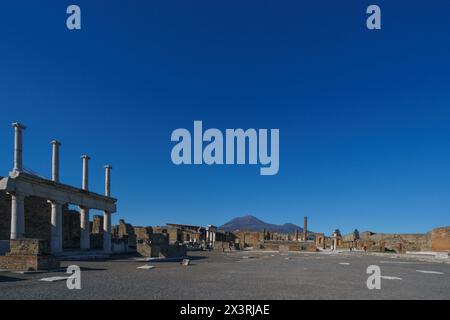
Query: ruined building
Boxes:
[{"xmin": 0, "ymin": 123, "xmax": 117, "ymax": 270}]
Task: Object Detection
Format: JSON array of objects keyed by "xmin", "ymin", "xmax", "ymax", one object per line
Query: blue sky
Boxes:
[{"xmin": 0, "ymin": 1, "xmax": 449, "ymax": 234}]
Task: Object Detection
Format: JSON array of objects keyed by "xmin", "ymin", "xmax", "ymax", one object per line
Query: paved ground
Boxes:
[{"xmin": 0, "ymin": 251, "xmax": 449, "ymax": 300}]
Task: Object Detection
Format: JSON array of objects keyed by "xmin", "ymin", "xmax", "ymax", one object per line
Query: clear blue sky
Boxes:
[{"xmin": 0, "ymin": 1, "xmax": 449, "ymax": 235}]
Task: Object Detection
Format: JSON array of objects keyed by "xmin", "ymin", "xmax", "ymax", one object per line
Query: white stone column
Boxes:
[
  {"xmin": 50, "ymin": 201, "xmax": 63, "ymax": 254},
  {"xmin": 103, "ymin": 211, "xmax": 111, "ymax": 253},
  {"xmin": 104, "ymin": 165, "xmax": 112, "ymax": 197},
  {"xmin": 103, "ymin": 165, "xmax": 112, "ymax": 252},
  {"xmin": 212, "ymin": 232, "xmax": 216, "ymax": 248},
  {"xmin": 80, "ymin": 206, "xmax": 90, "ymax": 250},
  {"xmin": 50, "ymin": 140, "xmax": 61, "ymax": 182},
  {"xmin": 81, "ymin": 155, "xmax": 90, "ymax": 190},
  {"xmin": 48, "ymin": 140, "xmax": 64, "ymax": 254},
  {"xmin": 10, "ymin": 193, "xmax": 25, "ymax": 239},
  {"xmin": 12, "ymin": 123, "xmax": 26, "ymax": 173},
  {"xmin": 80, "ymin": 155, "xmax": 90, "ymax": 249}
]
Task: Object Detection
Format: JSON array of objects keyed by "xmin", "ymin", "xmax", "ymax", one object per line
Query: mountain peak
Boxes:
[{"xmin": 219, "ymin": 216, "xmax": 303, "ymax": 233}]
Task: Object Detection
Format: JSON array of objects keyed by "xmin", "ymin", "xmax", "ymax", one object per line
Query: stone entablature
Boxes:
[{"xmin": 0, "ymin": 172, "xmax": 116, "ymax": 213}]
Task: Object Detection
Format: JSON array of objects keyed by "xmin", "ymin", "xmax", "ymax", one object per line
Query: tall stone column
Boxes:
[
  {"xmin": 48, "ymin": 140, "xmax": 64, "ymax": 254},
  {"xmin": 12, "ymin": 123, "xmax": 26, "ymax": 173},
  {"xmin": 80, "ymin": 155, "xmax": 90, "ymax": 249},
  {"xmin": 103, "ymin": 165, "xmax": 112, "ymax": 252},
  {"xmin": 50, "ymin": 140, "xmax": 61, "ymax": 182},
  {"xmin": 104, "ymin": 165, "xmax": 112, "ymax": 197},
  {"xmin": 81, "ymin": 155, "xmax": 90, "ymax": 190},
  {"xmin": 50, "ymin": 201, "xmax": 63, "ymax": 254},
  {"xmin": 80, "ymin": 206, "xmax": 90, "ymax": 249},
  {"xmin": 10, "ymin": 192, "xmax": 25, "ymax": 239}
]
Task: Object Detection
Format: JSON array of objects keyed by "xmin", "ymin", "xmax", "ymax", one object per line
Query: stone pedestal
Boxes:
[{"xmin": 0, "ymin": 239, "xmax": 60, "ymax": 271}]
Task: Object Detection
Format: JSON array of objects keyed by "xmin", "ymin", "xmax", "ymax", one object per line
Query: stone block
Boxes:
[
  {"xmin": 0, "ymin": 254, "xmax": 59, "ymax": 271},
  {"xmin": 8, "ymin": 239, "xmax": 49, "ymax": 255}
]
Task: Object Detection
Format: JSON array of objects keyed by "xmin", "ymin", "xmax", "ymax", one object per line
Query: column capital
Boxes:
[
  {"xmin": 7, "ymin": 191, "xmax": 27, "ymax": 199},
  {"xmin": 47, "ymin": 199, "xmax": 65, "ymax": 206},
  {"xmin": 81, "ymin": 154, "xmax": 91, "ymax": 160},
  {"xmin": 50, "ymin": 140, "xmax": 61, "ymax": 146},
  {"xmin": 12, "ymin": 122, "xmax": 26, "ymax": 130},
  {"xmin": 104, "ymin": 164, "xmax": 112, "ymax": 170}
]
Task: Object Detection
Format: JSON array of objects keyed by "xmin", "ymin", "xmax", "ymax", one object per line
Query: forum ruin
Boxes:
[{"xmin": 0, "ymin": 122, "xmax": 449, "ymax": 272}]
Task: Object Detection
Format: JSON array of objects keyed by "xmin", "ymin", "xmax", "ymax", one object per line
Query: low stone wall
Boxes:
[
  {"xmin": 137, "ymin": 241, "xmax": 187, "ymax": 258},
  {"xmin": 260, "ymin": 241, "xmax": 317, "ymax": 252},
  {"xmin": 213, "ymin": 241, "xmax": 232, "ymax": 252},
  {"xmin": 0, "ymin": 254, "xmax": 59, "ymax": 271},
  {"xmin": 340, "ymin": 233, "xmax": 433, "ymax": 253},
  {"xmin": 112, "ymin": 239, "xmax": 136, "ymax": 254}
]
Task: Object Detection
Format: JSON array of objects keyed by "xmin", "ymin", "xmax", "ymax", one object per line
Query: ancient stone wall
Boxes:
[
  {"xmin": 233, "ymin": 231, "xmax": 263, "ymax": 248},
  {"xmin": 0, "ymin": 191, "xmax": 81, "ymax": 249},
  {"xmin": 134, "ymin": 226, "xmax": 153, "ymax": 239},
  {"xmin": 261, "ymin": 241, "xmax": 317, "ymax": 252},
  {"xmin": 431, "ymin": 227, "xmax": 450, "ymax": 252},
  {"xmin": 0, "ymin": 192, "xmax": 52, "ymax": 241},
  {"xmin": 368, "ymin": 233, "xmax": 431, "ymax": 252},
  {"xmin": 166, "ymin": 227, "xmax": 182, "ymax": 244}
]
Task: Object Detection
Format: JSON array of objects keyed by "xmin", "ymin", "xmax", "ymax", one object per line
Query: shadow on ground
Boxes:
[{"xmin": 0, "ymin": 275, "xmax": 26, "ymax": 283}]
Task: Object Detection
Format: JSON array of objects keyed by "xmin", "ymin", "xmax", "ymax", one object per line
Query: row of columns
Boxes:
[
  {"xmin": 9, "ymin": 122, "xmax": 113, "ymax": 255},
  {"xmin": 331, "ymin": 238, "xmax": 338, "ymax": 251},
  {"xmin": 205, "ymin": 227, "xmax": 216, "ymax": 248},
  {"xmin": 331, "ymin": 230, "xmax": 340, "ymax": 251}
]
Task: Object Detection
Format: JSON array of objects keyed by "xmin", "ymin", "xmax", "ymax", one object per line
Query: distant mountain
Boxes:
[{"xmin": 219, "ymin": 215, "xmax": 304, "ymax": 233}]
